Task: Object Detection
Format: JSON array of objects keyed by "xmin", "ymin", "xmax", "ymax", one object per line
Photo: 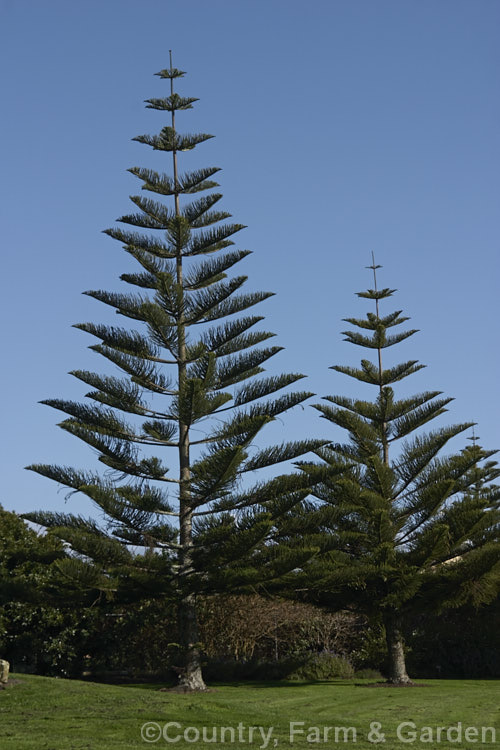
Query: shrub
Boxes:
[{"xmin": 287, "ymin": 653, "xmax": 354, "ymax": 681}]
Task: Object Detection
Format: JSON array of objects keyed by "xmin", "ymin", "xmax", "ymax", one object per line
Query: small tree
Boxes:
[
  {"xmin": 300, "ymin": 260, "xmax": 500, "ymax": 684},
  {"xmin": 25, "ymin": 61, "xmax": 323, "ymax": 691}
]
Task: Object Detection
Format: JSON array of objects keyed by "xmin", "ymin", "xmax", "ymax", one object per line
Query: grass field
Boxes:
[{"xmin": 1, "ymin": 674, "xmax": 499, "ymax": 749}]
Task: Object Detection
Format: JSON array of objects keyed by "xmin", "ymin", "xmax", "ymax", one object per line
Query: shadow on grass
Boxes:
[{"xmin": 120, "ymin": 679, "xmax": 355, "ymax": 691}]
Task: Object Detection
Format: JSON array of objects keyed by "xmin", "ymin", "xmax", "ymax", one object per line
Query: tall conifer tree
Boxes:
[
  {"xmin": 299, "ymin": 260, "xmax": 500, "ymax": 684},
  {"xmin": 25, "ymin": 61, "xmax": 324, "ymax": 691}
]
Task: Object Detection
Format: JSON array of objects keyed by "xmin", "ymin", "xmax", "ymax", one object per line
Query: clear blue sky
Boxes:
[{"xmin": 1, "ymin": 0, "xmax": 498, "ymax": 516}]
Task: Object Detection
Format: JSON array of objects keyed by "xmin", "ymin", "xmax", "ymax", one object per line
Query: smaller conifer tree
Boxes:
[{"xmin": 299, "ymin": 260, "xmax": 500, "ymax": 684}]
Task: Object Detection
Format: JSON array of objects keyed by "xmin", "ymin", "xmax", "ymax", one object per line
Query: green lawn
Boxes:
[{"xmin": 1, "ymin": 674, "xmax": 499, "ymax": 749}]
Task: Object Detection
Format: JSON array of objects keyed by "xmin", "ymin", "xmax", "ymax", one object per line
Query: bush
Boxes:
[
  {"xmin": 287, "ymin": 653, "xmax": 354, "ymax": 681},
  {"xmin": 348, "ymin": 622, "xmax": 387, "ymax": 672},
  {"xmin": 199, "ymin": 595, "xmax": 362, "ymax": 661},
  {"xmin": 203, "ymin": 653, "xmax": 354, "ymax": 682}
]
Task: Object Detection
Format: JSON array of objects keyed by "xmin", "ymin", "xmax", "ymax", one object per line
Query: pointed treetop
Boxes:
[
  {"xmin": 358, "ymin": 254, "xmax": 396, "ymax": 301},
  {"xmin": 155, "ymin": 51, "xmax": 185, "ymax": 81},
  {"xmin": 366, "ymin": 251, "xmax": 382, "ymax": 274}
]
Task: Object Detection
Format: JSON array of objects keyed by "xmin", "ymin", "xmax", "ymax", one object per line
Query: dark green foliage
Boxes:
[
  {"xmin": 0, "ymin": 506, "xmax": 87, "ymax": 677},
  {"xmin": 296, "ymin": 264, "xmax": 500, "ymax": 683},
  {"xmin": 0, "ymin": 506, "xmax": 65, "ymax": 604},
  {"xmin": 406, "ymin": 599, "xmax": 500, "ymax": 678},
  {"xmin": 1, "ymin": 602, "xmax": 95, "ymax": 678},
  {"xmin": 286, "ymin": 653, "xmax": 354, "ymax": 681}
]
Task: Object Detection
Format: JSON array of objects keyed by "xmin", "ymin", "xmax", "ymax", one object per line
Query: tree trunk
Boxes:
[
  {"xmin": 384, "ymin": 612, "xmax": 413, "ymax": 685},
  {"xmin": 170, "ymin": 76, "xmax": 206, "ymax": 693},
  {"xmin": 177, "ymin": 593, "xmax": 207, "ymax": 691}
]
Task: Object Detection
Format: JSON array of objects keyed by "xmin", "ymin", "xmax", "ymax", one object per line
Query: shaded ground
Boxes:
[{"xmin": 1, "ymin": 674, "xmax": 498, "ymax": 749}]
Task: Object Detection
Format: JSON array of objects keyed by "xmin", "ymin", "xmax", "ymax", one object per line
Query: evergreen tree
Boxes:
[
  {"xmin": 298, "ymin": 260, "xmax": 500, "ymax": 684},
  {"xmin": 0, "ymin": 507, "xmax": 65, "ymax": 605},
  {"xmin": 25, "ymin": 60, "xmax": 324, "ymax": 691}
]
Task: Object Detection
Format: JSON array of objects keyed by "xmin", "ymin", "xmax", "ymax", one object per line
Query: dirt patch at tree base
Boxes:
[
  {"xmin": 0, "ymin": 679, "xmax": 23, "ymax": 689},
  {"xmin": 158, "ymin": 686, "xmax": 217, "ymax": 694}
]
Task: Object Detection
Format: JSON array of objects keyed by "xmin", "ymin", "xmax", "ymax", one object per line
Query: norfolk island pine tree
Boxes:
[
  {"xmin": 25, "ymin": 61, "xmax": 327, "ymax": 691},
  {"xmin": 294, "ymin": 259, "xmax": 500, "ymax": 684}
]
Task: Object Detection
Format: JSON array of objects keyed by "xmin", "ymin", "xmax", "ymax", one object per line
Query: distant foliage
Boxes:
[
  {"xmin": 406, "ymin": 601, "xmax": 500, "ymax": 679},
  {"xmin": 199, "ymin": 595, "xmax": 360, "ymax": 661}
]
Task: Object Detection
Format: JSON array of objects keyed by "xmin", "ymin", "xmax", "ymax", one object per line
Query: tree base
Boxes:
[
  {"xmin": 172, "ymin": 665, "xmax": 208, "ymax": 693},
  {"xmin": 386, "ymin": 677, "xmax": 415, "ymax": 686}
]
